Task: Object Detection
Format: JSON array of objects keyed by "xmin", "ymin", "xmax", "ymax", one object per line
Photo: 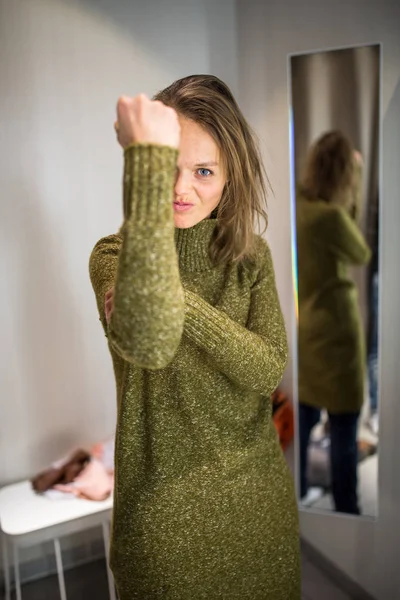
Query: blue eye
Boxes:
[{"xmin": 197, "ymin": 168, "xmax": 213, "ymax": 177}]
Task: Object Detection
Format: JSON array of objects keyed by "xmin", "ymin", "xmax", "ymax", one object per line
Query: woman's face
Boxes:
[{"xmin": 173, "ymin": 117, "xmax": 227, "ymax": 229}]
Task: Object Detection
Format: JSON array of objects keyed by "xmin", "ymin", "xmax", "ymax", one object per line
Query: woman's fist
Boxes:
[{"xmin": 115, "ymin": 94, "xmax": 180, "ymax": 149}]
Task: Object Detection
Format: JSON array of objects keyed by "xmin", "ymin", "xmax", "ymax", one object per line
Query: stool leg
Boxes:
[
  {"xmin": 54, "ymin": 538, "xmax": 67, "ymax": 600},
  {"xmin": 102, "ymin": 521, "xmax": 116, "ymax": 600},
  {"xmin": 13, "ymin": 544, "xmax": 22, "ymax": 600},
  {"xmin": 2, "ymin": 533, "xmax": 11, "ymax": 600}
]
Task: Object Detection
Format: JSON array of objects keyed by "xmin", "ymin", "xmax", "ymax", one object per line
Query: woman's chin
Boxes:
[{"xmin": 173, "ymin": 213, "xmax": 199, "ymax": 229}]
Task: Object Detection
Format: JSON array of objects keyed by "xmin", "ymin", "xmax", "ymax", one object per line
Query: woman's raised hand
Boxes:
[{"xmin": 115, "ymin": 94, "xmax": 180, "ymax": 150}]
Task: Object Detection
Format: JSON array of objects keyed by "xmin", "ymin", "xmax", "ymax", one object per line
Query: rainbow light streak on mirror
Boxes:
[{"xmin": 288, "ymin": 104, "xmax": 299, "ymax": 321}]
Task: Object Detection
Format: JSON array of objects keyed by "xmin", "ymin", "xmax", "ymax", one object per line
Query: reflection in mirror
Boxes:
[{"xmin": 289, "ymin": 44, "xmax": 381, "ymax": 517}]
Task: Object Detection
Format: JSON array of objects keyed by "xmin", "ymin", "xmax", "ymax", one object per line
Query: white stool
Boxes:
[{"xmin": 0, "ymin": 480, "xmax": 116, "ymax": 600}]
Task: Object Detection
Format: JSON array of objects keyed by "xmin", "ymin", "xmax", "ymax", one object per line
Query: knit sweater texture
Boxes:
[
  {"xmin": 89, "ymin": 144, "xmax": 300, "ymax": 599},
  {"xmin": 296, "ymin": 194, "xmax": 371, "ymax": 414}
]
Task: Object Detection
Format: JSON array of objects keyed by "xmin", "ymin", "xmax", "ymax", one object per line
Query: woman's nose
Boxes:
[{"xmin": 174, "ymin": 169, "xmax": 192, "ymax": 197}]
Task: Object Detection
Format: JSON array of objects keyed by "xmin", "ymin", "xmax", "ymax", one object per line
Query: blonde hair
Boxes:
[
  {"xmin": 300, "ymin": 131, "xmax": 357, "ymax": 209},
  {"xmin": 153, "ymin": 75, "xmax": 269, "ymax": 264}
]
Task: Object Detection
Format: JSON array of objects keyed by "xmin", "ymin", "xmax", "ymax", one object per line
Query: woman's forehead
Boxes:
[{"xmin": 178, "ymin": 118, "xmax": 221, "ymax": 166}]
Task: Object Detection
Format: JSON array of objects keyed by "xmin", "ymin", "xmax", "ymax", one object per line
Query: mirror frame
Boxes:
[{"xmin": 286, "ymin": 41, "xmax": 383, "ymax": 520}]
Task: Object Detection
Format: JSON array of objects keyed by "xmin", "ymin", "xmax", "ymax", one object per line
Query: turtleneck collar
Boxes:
[{"xmin": 174, "ymin": 219, "xmax": 217, "ymax": 272}]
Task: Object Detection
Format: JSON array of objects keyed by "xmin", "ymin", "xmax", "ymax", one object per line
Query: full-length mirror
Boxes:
[{"xmin": 289, "ymin": 44, "xmax": 381, "ymax": 517}]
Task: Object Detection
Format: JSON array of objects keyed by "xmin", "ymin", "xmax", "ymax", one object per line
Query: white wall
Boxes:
[
  {"xmin": 0, "ymin": 0, "xmax": 238, "ymax": 483},
  {"xmin": 237, "ymin": 0, "xmax": 400, "ymax": 598}
]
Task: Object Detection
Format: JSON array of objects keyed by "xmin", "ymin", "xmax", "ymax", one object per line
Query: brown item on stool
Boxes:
[{"xmin": 31, "ymin": 449, "xmax": 91, "ymax": 493}]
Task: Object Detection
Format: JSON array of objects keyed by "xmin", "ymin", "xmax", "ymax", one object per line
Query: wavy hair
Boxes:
[
  {"xmin": 153, "ymin": 74, "xmax": 269, "ymax": 264},
  {"xmin": 300, "ymin": 131, "xmax": 356, "ymax": 206}
]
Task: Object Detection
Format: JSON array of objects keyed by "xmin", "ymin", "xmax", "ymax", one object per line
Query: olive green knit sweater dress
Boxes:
[
  {"xmin": 296, "ymin": 195, "xmax": 371, "ymax": 414},
  {"xmin": 89, "ymin": 144, "xmax": 300, "ymax": 599}
]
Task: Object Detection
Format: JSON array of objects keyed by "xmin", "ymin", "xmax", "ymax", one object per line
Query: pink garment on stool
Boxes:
[
  {"xmin": 54, "ymin": 458, "xmax": 113, "ymax": 501},
  {"xmin": 91, "ymin": 436, "xmax": 115, "ymax": 473}
]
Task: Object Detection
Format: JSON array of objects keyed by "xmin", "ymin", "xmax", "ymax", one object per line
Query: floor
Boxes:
[
  {"xmin": 309, "ymin": 453, "xmax": 377, "ymax": 516},
  {"xmin": 301, "ymin": 553, "xmax": 352, "ymax": 600},
  {"xmin": 301, "ymin": 409, "xmax": 378, "ymax": 517},
  {"xmin": 7, "ymin": 552, "xmax": 353, "ymax": 600}
]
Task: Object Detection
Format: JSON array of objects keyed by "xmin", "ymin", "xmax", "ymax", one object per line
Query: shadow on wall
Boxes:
[
  {"xmin": 379, "ymin": 75, "xmax": 400, "ymax": 492},
  {"xmin": 76, "ymin": 0, "xmax": 212, "ymax": 91},
  {"xmin": 78, "ymin": 0, "xmax": 238, "ymax": 96}
]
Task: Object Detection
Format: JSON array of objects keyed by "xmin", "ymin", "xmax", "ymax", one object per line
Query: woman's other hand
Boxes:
[
  {"xmin": 105, "ymin": 287, "xmax": 114, "ymax": 325},
  {"xmin": 114, "ymin": 94, "xmax": 180, "ymax": 149}
]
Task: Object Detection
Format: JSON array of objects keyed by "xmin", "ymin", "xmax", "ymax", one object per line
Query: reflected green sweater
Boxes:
[
  {"xmin": 297, "ymin": 195, "xmax": 371, "ymax": 413},
  {"xmin": 89, "ymin": 144, "xmax": 300, "ymax": 599}
]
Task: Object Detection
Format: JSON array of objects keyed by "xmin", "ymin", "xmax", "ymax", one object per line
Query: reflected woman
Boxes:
[{"xmin": 296, "ymin": 131, "xmax": 371, "ymax": 515}]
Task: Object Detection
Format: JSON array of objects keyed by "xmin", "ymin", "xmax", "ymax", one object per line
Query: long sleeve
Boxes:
[
  {"xmin": 183, "ymin": 242, "xmax": 288, "ymax": 396},
  {"xmin": 323, "ymin": 206, "xmax": 371, "ymax": 265},
  {"xmin": 91, "ymin": 144, "xmax": 185, "ymax": 370}
]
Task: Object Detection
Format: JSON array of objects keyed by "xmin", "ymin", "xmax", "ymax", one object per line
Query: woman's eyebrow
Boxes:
[{"xmin": 194, "ymin": 161, "xmax": 219, "ymax": 167}]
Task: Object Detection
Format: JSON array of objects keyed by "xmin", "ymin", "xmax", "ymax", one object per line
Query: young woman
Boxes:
[
  {"xmin": 90, "ymin": 75, "xmax": 300, "ymax": 599},
  {"xmin": 296, "ymin": 131, "xmax": 371, "ymax": 515}
]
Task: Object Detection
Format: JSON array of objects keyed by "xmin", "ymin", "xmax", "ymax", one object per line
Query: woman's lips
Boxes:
[{"xmin": 173, "ymin": 202, "xmax": 194, "ymax": 212}]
